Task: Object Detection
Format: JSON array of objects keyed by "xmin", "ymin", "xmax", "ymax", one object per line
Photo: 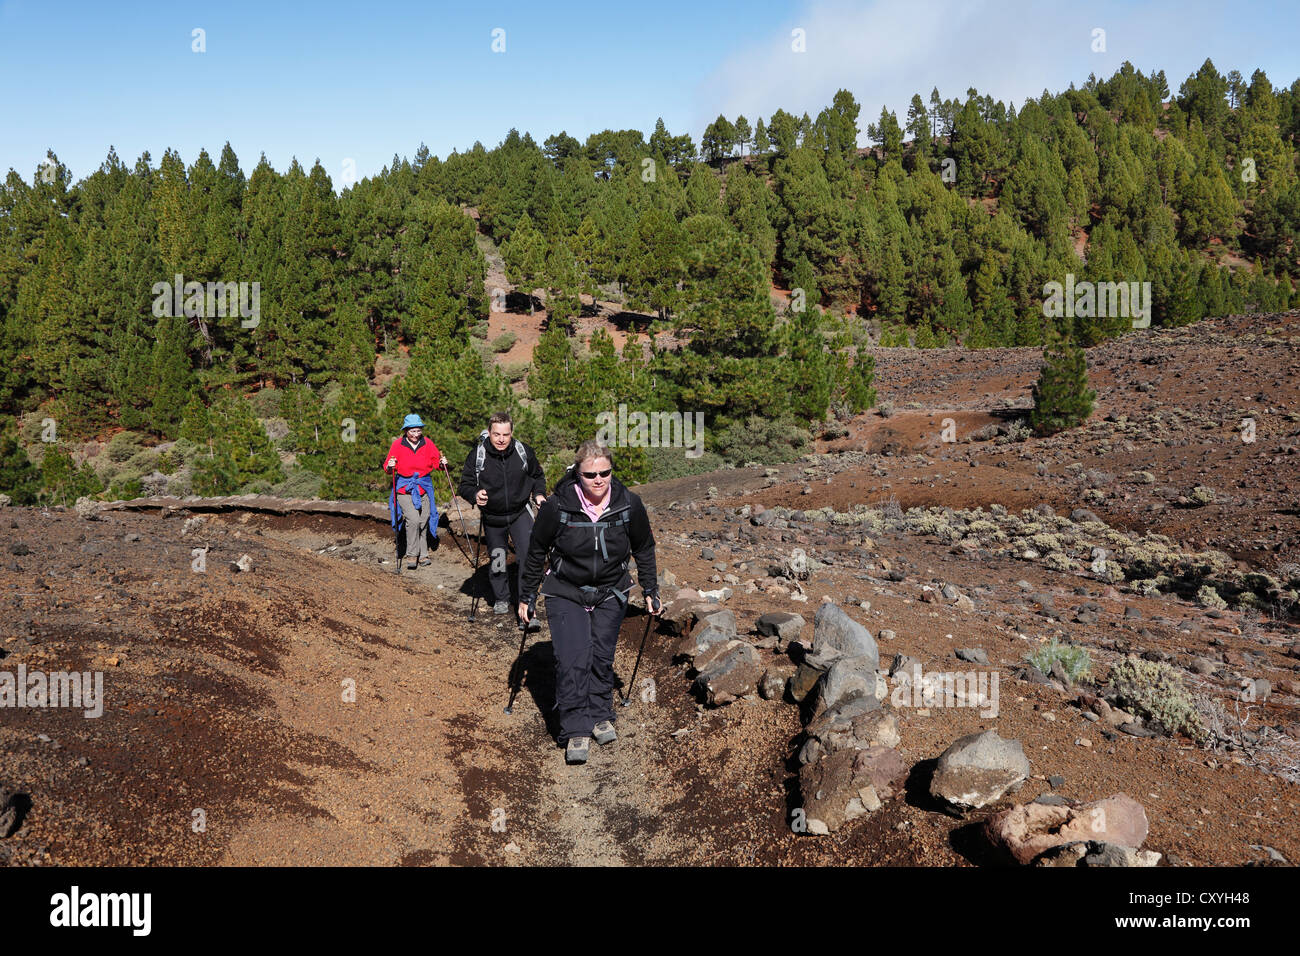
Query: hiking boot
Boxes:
[
  {"xmin": 406, "ymin": 560, "xmax": 419, "ymax": 570},
  {"xmin": 592, "ymin": 720, "xmax": 617, "ymax": 746},
  {"xmin": 565, "ymin": 737, "xmax": 590, "ymax": 764},
  {"xmin": 418, "ymin": 556, "xmax": 432, "ymax": 566},
  {"xmin": 493, "ymin": 601, "xmax": 510, "ymax": 615}
]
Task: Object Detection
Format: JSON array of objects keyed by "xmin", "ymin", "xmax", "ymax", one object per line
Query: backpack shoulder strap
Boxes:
[{"xmin": 474, "ymin": 430, "xmax": 488, "ymax": 482}]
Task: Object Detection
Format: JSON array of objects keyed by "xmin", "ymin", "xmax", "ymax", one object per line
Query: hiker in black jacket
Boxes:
[
  {"xmin": 457, "ymin": 412, "xmax": 547, "ymax": 621},
  {"xmin": 519, "ymin": 439, "xmax": 661, "ymax": 765}
]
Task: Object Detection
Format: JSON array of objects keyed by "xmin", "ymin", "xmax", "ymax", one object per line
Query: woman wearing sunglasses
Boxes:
[{"xmin": 519, "ymin": 439, "xmax": 662, "ymax": 765}]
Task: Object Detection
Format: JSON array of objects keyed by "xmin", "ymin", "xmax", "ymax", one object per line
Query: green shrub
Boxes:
[
  {"xmin": 820, "ymin": 420, "xmax": 850, "ymax": 440},
  {"xmin": 1196, "ymin": 584, "xmax": 1229, "ymax": 609},
  {"xmin": 107, "ymin": 477, "xmax": 144, "ymax": 500},
  {"xmin": 1026, "ymin": 638, "xmax": 1092, "ymax": 682},
  {"xmin": 270, "ymin": 467, "xmax": 324, "ymax": 500},
  {"xmin": 998, "ymin": 419, "xmax": 1032, "ymax": 443},
  {"xmin": 1108, "ymin": 655, "xmax": 1207, "ymax": 742},
  {"xmin": 167, "ymin": 438, "xmax": 202, "ymax": 466},
  {"xmin": 105, "ymin": 430, "xmax": 149, "ymax": 463},
  {"xmin": 714, "ymin": 415, "xmax": 809, "ymax": 466},
  {"xmin": 645, "ymin": 446, "xmax": 728, "ymax": 483},
  {"xmin": 491, "ymin": 331, "xmax": 518, "ymax": 353},
  {"xmin": 501, "ymin": 361, "xmax": 530, "ymax": 383}
]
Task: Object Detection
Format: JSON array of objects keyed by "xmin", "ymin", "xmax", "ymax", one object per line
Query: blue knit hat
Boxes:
[{"xmin": 401, "ymin": 413, "xmax": 426, "ymax": 430}]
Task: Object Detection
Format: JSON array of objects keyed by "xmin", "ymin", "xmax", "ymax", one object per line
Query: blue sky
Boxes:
[{"xmin": 2, "ymin": 0, "xmax": 1298, "ymax": 188}]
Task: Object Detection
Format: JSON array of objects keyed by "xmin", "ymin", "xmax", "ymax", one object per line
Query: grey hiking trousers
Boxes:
[{"xmin": 397, "ymin": 492, "xmax": 432, "ymax": 560}]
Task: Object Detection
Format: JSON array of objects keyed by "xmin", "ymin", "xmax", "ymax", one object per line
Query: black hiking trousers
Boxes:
[
  {"xmin": 483, "ymin": 509, "xmax": 534, "ymax": 605},
  {"xmin": 545, "ymin": 594, "xmax": 624, "ymax": 745}
]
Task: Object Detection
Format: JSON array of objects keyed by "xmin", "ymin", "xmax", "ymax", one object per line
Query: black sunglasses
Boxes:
[{"xmin": 580, "ymin": 469, "xmax": 612, "ymax": 479}]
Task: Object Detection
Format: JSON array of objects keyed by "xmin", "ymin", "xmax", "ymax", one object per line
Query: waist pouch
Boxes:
[{"xmin": 542, "ymin": 570, "xmax": 631, "ymax": 609}]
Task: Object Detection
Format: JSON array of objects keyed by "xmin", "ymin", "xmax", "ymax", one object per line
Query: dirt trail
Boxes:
[{"xmin": 223, "ymin": 516, "xmax": 673, "ymax": 866}]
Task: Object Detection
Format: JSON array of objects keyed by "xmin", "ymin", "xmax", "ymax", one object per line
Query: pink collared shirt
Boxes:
[{"xmin": 579, "ymin": 486, "xmax": 610, "ymax": 523}]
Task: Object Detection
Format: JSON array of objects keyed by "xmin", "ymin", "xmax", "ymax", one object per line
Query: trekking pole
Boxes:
[
  {"xmin": 390, "ymin": 465, "xmax": 403, "ymax": 575},
  {"xmin": 621, "ymin": 609, "xmax": 655, "ymax": 708},
  {"xmin": 467, "ymin": 513, "xmax": 485, "ymax": 623},
  {"xmin": 438, "ymin": 459, "xmax": 476, "ymax": 568},
  {"xmin": 504, "ymin": 600, "xmax": 535, "ymax": 715}
]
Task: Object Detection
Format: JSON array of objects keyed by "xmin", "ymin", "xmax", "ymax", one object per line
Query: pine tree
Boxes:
[
  {"xmin": 319, "ymin": 375, "xmax": 386, "ymax": 500},
  {"xmin": 906, "ymin": 93, "xmax": 931, "ymax": 161},
  {"xmin": 501, "ymin": 213, "xmax": 547, "ymax": 312},
  {"xmin": 1029, "ymin": 337, "xmax": 1096, "ymax": 435},
  {"xmin": 626, "ymin": 207, "xmax": 686, "ymax": 320},
  {"xmin": 279, "ymin": 382, "xmax": 327, "ymax": 463},
  {"xmin": 544, "ymin": 238, "xmax": 583, "ymax": 330},
  {"xmin": 191, "ymin": 392, "xmax": 284, "ymax": 494},
  {"xmin": 39, "ymin": 446, "xmax": 104, "ymax": 506},
  {"xmin": 767, "ymin": 110, "xmax": 799, "ymax": 156},
  {"xmin": 0, "ymin": 421, "xmax": 40, "ymax": 503},
  {"xmin": 734, "ymin": 116, "xmax": 752, "ymax": 155},
  {"xmin": 685, "ymin": 165, "xmax": 722, "ymax": 217},
  {"xmin": 867, "ymin": 106, "xmax": 903, "ymax": 161},
  {"xmin": 527, "ymin": 322, "xmax": 588, "ymax": 448},
  {"xmin": 242, "ymin": 156, "xmax": 286, "ymax": 386},
  {"xmin": 842, "ymin": 351, "xmax": 877, "ymax": 413},
  {"xmin": 790, "ymin": 256, "xmax": 819, "ymax": 309},
  {"xmin": 150, "ymin": 313, "xmax": 197, "ymax": 439},
  {"xmin": 178, "ymin": 388, "xmax": 213, "ymax": 446},
  {"xmin": 271, "ymin": 161, "xmax": 346, "ymax": 385},
  {"xmin": 782, "ymin": 303, "xmax": 832, "ymax": 421}
]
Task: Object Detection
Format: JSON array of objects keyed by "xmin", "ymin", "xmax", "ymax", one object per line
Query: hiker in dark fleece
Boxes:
[
  {"xmin": 383, "ymin": 414, "xmax": 441, "ymax": 569},
  {"xmin": 519, "ymin": 439, "xmax": 661, "ymax": 765},
  {"xmin": 457, "ymin": 411, "xmax": 547, "ymax": 620}
]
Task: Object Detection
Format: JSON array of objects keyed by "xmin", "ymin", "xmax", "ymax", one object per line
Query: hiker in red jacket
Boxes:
[{"xmin": 382, "ymin": 414, "xmax": 441, "ymax": 569}]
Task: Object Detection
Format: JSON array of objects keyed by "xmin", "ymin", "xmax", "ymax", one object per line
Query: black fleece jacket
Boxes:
[
  {"xmin": 520, "ymin": 471, "xmax": 657, "ymax": 607},
  {"xmin": 457, "ymin": 437, "xmax": 547, "ymax": 527}
]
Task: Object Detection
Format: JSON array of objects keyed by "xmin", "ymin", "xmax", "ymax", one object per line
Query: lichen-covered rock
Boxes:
[
  {"xmin": 930, "ymin": 730, "xmax": 1030, "ymax": 811},
  {"xmin": 692, "ymin": 641, "xmax": 763, "ymax": 706},
  {"xmin": 816, "ymin": 657, "xmax": 881, "ymax": 714},
  {"xmin": 800, "ymin": 746, "xmax": 907, "ymax": 833},
  {"xmin": 812, "ymin": 603, "xmax": 877, "ymax": 667},
  {"xmin": 800, "ymin": 698, "xmax": 897, "ymax": 763},
  {"xmin": 756, "ymin": 611, "xmax": 805, "ymax": 645}
]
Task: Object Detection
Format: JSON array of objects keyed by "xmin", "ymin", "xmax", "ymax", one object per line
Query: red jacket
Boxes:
[{"xmin": 383, "ymin": 435, "xmax": 441, "ymax": 481}]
